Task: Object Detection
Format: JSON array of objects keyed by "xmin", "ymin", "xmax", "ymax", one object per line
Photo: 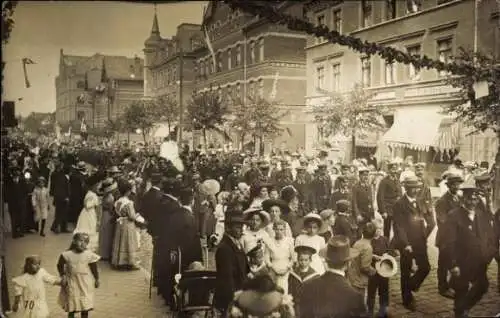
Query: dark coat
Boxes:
[
  {"xmin": 50, "ymin": 170, "xmax": 70, "ymax": 203},
  {"xmin": 434, "ymin": 191, "xmax": 461, "ymax": 249},
  {"xmin": 351, "ymin": 182, "xmax": 374, "ymax": 222},
  {"xmin": 392, "ymin": 195, "xmax": 436, "ymax": 252},
  {"xmin": 288, "ymin": 267, "xmax": 319, "ymax": 315},
  {"xmin": 330, "ymin": 190, "xmax": 352, "ymax": 212},
  {"xmin": 332, "ymin": 214, "xmax": 358, "ymax": 246},
  {"xmin": 300, "ymin": 271, "xmax": 367, "ymax": 318},
  {"xmin": 214, "ymin": 234, "xmax": 248, "ymax": 311},
  {"xmin": 312, "ymin": 173, "xmax": 333, "ymax": 211},
  {"xmin": 445, "ymin": 206, "xmax": 497, "ymax": 277},
  {"xmin": 140, "ymin": 187, "xmax": 164, "ymax": 237},
  {"xmin": 376, "ymin": 176, "xmax": 402, "ymax": 216}
]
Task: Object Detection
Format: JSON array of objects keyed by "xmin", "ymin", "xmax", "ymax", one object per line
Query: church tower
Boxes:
[{"xmin": 143, "ymin": 5, "xmax": 162, "ymax": 97}]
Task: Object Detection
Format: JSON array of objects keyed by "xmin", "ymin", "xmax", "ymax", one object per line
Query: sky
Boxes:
[{"xmin": 2, "ymin": 1, "xmax": 206, "ymax": 116}]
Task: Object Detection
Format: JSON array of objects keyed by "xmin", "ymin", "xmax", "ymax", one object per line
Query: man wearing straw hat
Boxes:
[
  {"xmin": 445, "ymin": 182, "xmax": 497, "ymax": 317},
  {"xmin": 300, "ymin": 235, "xmax": 366, "ymax": 318},
  {"xmin": 392, "ymin": 175, "xmax": 435, "ymax": 311}
]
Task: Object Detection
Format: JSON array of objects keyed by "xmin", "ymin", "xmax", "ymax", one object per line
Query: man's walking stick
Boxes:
[{"xmin": 149, "ymin": 237, "xmax": 156, "ymax": 299}]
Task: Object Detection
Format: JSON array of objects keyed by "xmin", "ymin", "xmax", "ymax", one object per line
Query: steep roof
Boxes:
[{"xmin": 61, "ymin": 53, "xmax": 144, "ymax": 80}]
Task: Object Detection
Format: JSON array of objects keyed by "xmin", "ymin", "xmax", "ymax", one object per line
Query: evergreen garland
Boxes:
[{"xmin": 223, "ymin": 0, "xmax": 495, "ymax": 78}]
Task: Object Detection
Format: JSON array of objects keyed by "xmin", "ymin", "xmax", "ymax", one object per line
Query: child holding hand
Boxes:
[
  {"xmin": 57, "ymin": 233, "xmax": 100, "ymax": 318},
  {"xmin": 11, "ymin": 255, "xmax": 61, "ymax": 318}
]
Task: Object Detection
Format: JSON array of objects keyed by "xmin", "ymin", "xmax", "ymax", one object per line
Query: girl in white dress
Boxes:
[
  {"xmin": 294, "ymin": 213, "xmax": 326, "ymax": 275},
  {"xmin": 267, "ymin": 220, "xmax": 294, "ymax": 293},
  {"xmin": 11, "ymin": 256, "xmax": 61, "ymax": 318},
  {"xmin": 31, "ymin": 177, "xmax": 50, "ymax": 237},
  {"xmin": 57, "ymin": 233, "xmax": 100, "ymax": 318},
  {"xmin": 74, "ymin": 176, "xmax": 102, "ymax": 253}
]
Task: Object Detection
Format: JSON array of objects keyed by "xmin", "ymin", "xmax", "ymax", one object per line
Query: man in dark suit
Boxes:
[
  {"xmin": 434, "ymin": 173, "xmax": 463, "ymax": 298},
  {"xmin": 156, "ymin": 178, "xmax": 182, "ymax": 306},
  {"xmin": 311, "ymin": 164, "xmax": 332, "ymax": 212},
  {"xmin": 415, "ymin": 163, "xmax": 433, "ymax": 215},
  {"xmin": 352, "ymin": 167, "xmax": 374, "ymax": 225},
  {"xmin": 377, "ymin": 162, "xmax": 402, "ymax": 238},
  {"xmin": 445, "ymin": 184, "xmax": 497, "ymax": 317},
  {"xmin": 69, "ymin": 162, "xmax": 87, "ymax": 224},
  {"xmin": 139, "ymin": 173, "xmax": 164, "ymax": 289},
  {"xmin": 300, "ymin": 235, "xmax": 367, "ymax": 318},
  {"xmin": 49, "ymin": 164, "xmax": 71, "ymax": 233},
  {"xmin": 5, "ymin": 168, "xmax": 28, "ymax": 238},
  {"xmin": 214, "ymin": 213, "xmax": 248, "ymax": 315},
  {"xmin": 392, "ymin": 175, "xmax": 435, "ymax": 311}
]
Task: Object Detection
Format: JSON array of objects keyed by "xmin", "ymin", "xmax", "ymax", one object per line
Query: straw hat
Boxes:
[
  {"xmin": 303, "ymin": 213, "xmax": 323, "ymax": 227},
  {"xmin": 243, "ymin": 208, "xmax": 271, "ymax": 225},
  {"xmin": 201, "ymin": 179, "xmax": 220, "ymax": 196},
  {"xmin": 100, "ymin": 178, "xmax": 118, "ymax": 194},
  {"xmin": 261, "ymin": 199, "xmax": 289, "ymax": 214},
  {"xmin": 402, "ymin": 175, "xmax": 422, "ymax": 188}
]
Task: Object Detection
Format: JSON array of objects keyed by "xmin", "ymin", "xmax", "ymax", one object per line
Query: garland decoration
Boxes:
[{"xmin": 223, "ymin": 0, "xmax": 491, "ymax": 78}]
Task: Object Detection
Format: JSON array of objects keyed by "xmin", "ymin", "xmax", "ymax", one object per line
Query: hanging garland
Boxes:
[{"xmin": 223, "ymin": 0, "xmax": 489, "ymax": 78}]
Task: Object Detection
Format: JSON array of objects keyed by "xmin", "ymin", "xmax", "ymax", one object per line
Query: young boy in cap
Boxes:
[
  {"xmin": 367, "ymin": 218, "xmax": 391, "ymax": 316},
  {"xmin": 332, "ymin": 199, "xmax": 358, "ymax": 246},
  {"xmin": 288, "ymin": 244, "xmax": 319, "ymax": 315}
]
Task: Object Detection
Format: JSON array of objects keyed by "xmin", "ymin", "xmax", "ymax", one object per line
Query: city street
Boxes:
[{"xmin": 4, "ymin": 218, "xmax": 500, "ymax": 318}]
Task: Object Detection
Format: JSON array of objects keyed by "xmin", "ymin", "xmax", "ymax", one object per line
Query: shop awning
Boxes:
[{"xmin": 381, "ymin": 107, "xmax": 459, "ymax": 151}]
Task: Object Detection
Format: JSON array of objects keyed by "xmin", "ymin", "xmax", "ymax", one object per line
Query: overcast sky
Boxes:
[{"xmin": 2, "ymin": 1, "xmax": 206, "ymax": 116}]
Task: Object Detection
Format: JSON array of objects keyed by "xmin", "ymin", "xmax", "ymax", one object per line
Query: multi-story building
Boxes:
[
  {"xmin": 304, "ymin": 0, "xmax": 499, "ymax": 167},
  {"xmin": 55, "ymin": 50, "xmax": 144, "ymax": 128},
  {"xmin": 192, "ymin": 2, "xmax": 308, "ymax": 151},
  {"xmin": 143, "ymin": 11, "xmax": 205, "ymax": 141}
]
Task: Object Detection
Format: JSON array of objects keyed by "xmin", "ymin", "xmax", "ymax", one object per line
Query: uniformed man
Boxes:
[
  {"xmin": 334, "ymin": 164, "xmax": 352, "ymax": 191},
  {"xmin": 376, "ymin": 162, "xmax": 403, "ymax": 238},
  {"xmin": 434, "ymin": 173, "xmax": 463, "ymax": 299},
  {"xmin": 312, "ymin": 163, "xmax": 332, "ymax": 212},
  {"xmin": 330, "ymin": 176, "xmax": 351, "ymax": 211},
  {"xmin": 445, "ymin": 183, "xmax": 497, "ymax": 317},
  {"xmin": 225, "ymin": 163, "xmax": 243, "ymax": 191},
  {"xmin": 293, "ymin": 165, "xmax": 314, "ymax": 216},
  {"xmin": 352, "ymin": 167, "xmax": 374, "ymax": 226}
]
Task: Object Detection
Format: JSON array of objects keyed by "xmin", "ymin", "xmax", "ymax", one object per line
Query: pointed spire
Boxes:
[
  {"xmin": 151, "ymin": 4, "xmax": 159, "ymax": 35},
  {"xmin": 145, "ymin": 4, "xmax": 162, "ymax": 47},
  {"xmin": 101, "ymin": 58, "xmax": 107, "ymax": 83}
]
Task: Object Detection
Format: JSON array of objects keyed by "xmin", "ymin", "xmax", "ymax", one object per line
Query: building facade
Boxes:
[
  {"xmin": 192, "ymin": 2, "xmax": 308, "ymax": 151},
  {"xmin": 304, "ymin": 0, "xmax": 499, "ymax": 166},
  {"xmin": 55, "ymin": 50, "xmax": 144, "ymax": 129}
]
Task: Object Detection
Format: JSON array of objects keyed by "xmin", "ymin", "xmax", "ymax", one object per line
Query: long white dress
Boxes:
[
  {"xmin": 74, "ymin": 191, "xmax": 100, "ymax": 252},
  {"xmin": 294, "ymin": 234, "xmax": 326, "ymax": 275},
  {"xmin": 268, "ymin": 237, "xmax": 294, "ymax": 293},
  {"xmin": 11, "ymin": 268, "xmax": 59, "ymax": 318}
]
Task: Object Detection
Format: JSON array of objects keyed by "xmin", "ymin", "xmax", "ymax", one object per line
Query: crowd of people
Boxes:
[{"xmin": 1, "ymin": 132, "xmax": 499, "ymax": 317}]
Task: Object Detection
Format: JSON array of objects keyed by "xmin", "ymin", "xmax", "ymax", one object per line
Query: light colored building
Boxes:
[
  {"xmin": 304, "ymin": 0, "xmax": 499, "ymax": 168},
  {"xmin": 55, "ymin": 50, "xmax": 144, "ymax": 128},
  {"xmin": 194, "ymin": 2, "xmax": 308, "ymax": 151}
]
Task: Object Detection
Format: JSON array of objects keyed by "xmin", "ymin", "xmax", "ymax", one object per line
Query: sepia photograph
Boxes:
[{"xmin": 1, "ymin": 0, "xmax": 499, "ymax": 317}]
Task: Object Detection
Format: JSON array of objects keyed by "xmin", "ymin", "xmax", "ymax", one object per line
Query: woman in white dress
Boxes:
[
  {"xmin": 73, "ymin": 175, "xmax": 102, "ymax": 253},
  {"xmin": 241, "ymin": 208, "xmax": 272, "ymax": 255}
]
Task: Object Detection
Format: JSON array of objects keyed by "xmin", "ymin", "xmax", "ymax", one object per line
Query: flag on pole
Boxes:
[
  {"xmin": 203, "ymin": 25, "xmax": 217, "ymax": 71},
  {"xmin": 269, "ymin": 71, "xmax": 280, "ymax": 101},
  {"xmin": 22, "ymin": 58, "xmax": 36, "ymax": 88}
]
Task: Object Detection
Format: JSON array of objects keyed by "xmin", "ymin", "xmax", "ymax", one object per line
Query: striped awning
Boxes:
[{"xmin": 381, "ymin": 107, "xmax": 459, "ymax": 151}]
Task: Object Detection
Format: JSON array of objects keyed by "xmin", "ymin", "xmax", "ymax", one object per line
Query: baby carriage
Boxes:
[{"xmin": 172, "ymin": 267, "xmax": 218, "ymax": 318}]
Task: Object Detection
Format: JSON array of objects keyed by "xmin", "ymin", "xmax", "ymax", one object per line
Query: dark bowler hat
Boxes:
[
  {"xmin": 319, "ymin": 235, "xmax": 360, "ymax": 265},
  {"xmin": 225, "ymin": 213, "xmax": 246, "ymax": 225},
  {"xmin": 261, "ymin": 199, "xmax": 289, "ymax": 214}
]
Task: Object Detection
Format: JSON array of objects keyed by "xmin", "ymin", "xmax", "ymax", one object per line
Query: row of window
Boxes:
[
  {"xmin": 201, "ymin": 80, "xmax": 265, "ymax": 102},
  {"xmin": 315, "ymin": 37, "xmax": 453, "ymax": 89},
  {"xmin": 314, "ymin": 0, "xmax": 454, "ymax": 44},
  {"xmin": 152, "ymin": 66, "xmax": 178, "ymax": 88},
  {"xmin": 196, "ymin": 38, "xmax": 265, "ymax": 77}
]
